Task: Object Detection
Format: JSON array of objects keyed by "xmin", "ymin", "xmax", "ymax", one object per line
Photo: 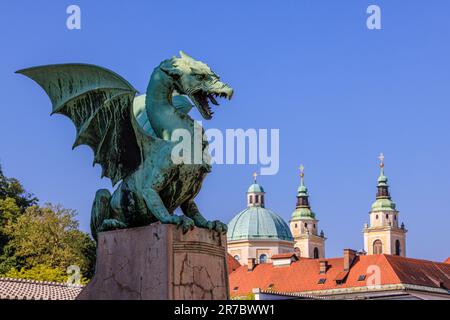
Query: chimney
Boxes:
[
  {"xmin": 248, "ymin": 258, "xmax": 257, "ymax": 271},
  {"xmin": 343, "ymin": 249, "xmax": 357, "ymax": 271},
  {"xmin": 319, "ymin": 260, "xmax": 328, "ymax": 274}
]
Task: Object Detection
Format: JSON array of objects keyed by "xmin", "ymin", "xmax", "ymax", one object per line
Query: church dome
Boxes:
[
  {"xmin": 247, "ymin": 183, "xmax": 264, "ymax": 193},
  {"xmin": 228, "ymin": 175, "xmax": 293, "ymax": 242},
  {"xmin": 371, "ymin": 198, "xmax": 396, "ymax": 211},
  {"xmin": 227, "ymin": 206, "xmax": 294, "ymax": 242}
]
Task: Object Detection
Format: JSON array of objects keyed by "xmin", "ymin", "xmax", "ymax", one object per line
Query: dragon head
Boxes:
[{"xmin": 160, "ymin": 51, "xmax": 234, "ymax": 120}]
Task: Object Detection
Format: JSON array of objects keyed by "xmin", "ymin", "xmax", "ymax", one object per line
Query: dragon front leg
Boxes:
[
  {"xmin": 181, "ymin": 200, "xmax": 228, "ymax": 234},
  {"xmin": 142, "ymin": 188, "xmax": 195, "ymax": 233}
]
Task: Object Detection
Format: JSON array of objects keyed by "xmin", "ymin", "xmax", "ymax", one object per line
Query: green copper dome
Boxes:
[
  {"xmin": 292, "ymin": 207, "xmax": 316, "ymax": 220},
  {"xmin": 298, "ymin": 185, "xmax": 308, "ymax": 193},
  {"xmin": 371, "ymin": 198, "xmax": 396, "ymax": 212},
  {"xmin": 378, "ymin": 174, "xmax": 388, "ymax": 185},
  {"xmin": 227, "ymin": 207, "xmax": 294, "ymax": 242},
  {"xmin": 248, "ymin": 183, "xmax": 264, "ymax": 193}
]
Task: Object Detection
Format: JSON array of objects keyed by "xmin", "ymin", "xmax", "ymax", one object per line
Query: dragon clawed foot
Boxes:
[
  {"xmin": 99, "ymin": 219, "xmax": 127, "ymax": 232},
  {"xmin": 205, "ymin": 220, "xmax": 228, "ymax": 234},
  {"xmin": 173, "ymin": 215, "xmax": 195, "ymax": 234},
  {"xmin": 166, "ymin": 216, "xmax": 227, "ymax": 235}
]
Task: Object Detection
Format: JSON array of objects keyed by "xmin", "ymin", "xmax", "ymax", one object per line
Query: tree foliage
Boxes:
[
  {"xmin": 2, "ymin": 204, "xmax": 96, "ymax": 280},
  {"xmin": 5, "ymin": 264, "xmax": 69, "ymax": 283},
  {"xmin": 0, "ymin": 165, "xmax": 37, "ymax": 211},
  {"xmin": 0, "ymin": 163, "xmax": 96, "ymax": 282}
]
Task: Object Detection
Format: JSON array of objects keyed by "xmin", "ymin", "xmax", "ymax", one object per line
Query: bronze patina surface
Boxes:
[{"xmin": 17, "ymin": 52, "xmax": 233, "ymax": 240}]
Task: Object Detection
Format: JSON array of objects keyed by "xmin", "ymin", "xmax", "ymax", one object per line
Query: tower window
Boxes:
[
  {"xmin": 313, "ymin": 247, "xmax": 319, "ymax": 259},
  {"xmin": 295, "ymin": 223, "xmax": 298, "ymax": 228},
  {"xmin": 304, "ymin": 223, "xmax": 308, "ymax": 228},
  {"xmin": 255, "ymin": 195, "xmax": 259, "ymax": 203},
  {"xmin": 249, "ymin": 195, "xmax": 253, "ymax": 203},
  {"xmin": 386, "ymin": 214, "xmax": 389, "ymax": 219},
  {"xmin": 259, "ymin": 254, "xmax": 268, "ymax": 264},
  {"xmin": 376, "ymin": 215, "xmax": 379, "ymax": 220},
  {"xmin": 395, "ymin": 240, "xmax": 401, "ymax": 256},
  {"xmin": 373, "ymin": 240, "xmax": 383, "ymax": 254}
]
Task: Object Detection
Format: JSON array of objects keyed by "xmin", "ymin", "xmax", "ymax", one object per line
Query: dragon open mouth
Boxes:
[{"xmin": 191, "ymin": 90, "xmax": 232, "ymax": 120}]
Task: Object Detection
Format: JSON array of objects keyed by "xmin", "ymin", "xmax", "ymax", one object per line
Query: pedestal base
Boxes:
[{"xmin": 77, "ymin": 223, "xmax": 229, "ymax": 300}]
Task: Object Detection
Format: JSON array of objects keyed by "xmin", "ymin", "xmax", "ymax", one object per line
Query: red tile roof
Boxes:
[
  {"xmin": 229, "ymin": 254, "xmax": 450, "ymax": 297},
  {"xmin": 226, "ymin": 253, "xmax": 241, "ymax": 274},
  {"xmin": 0, "ymin": 277, "xmax": 84, "ymax": 300},
  {"xmin": 445, "ymin": 257, "xmax": 450, "ymax": 264}
]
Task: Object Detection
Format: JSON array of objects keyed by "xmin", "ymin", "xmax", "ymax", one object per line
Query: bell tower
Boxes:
[
  {"xmin": 289, "ymin": 165, "xmax": 326, "ymax": 259},
  {"xmin": 363, "ymin": 154, "xmax": 407, "ymax": 256}
]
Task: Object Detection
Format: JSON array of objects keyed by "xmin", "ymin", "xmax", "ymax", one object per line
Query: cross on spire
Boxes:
[
  {"xmin": 253, "ymin": 172, "xmax": 258, "ymax": 184},
  {"xmin": 299, "ymin": 164, "xmax": 305, "ymax": 185},
  {"xmin": 378, "ymin": 153, "xmax": 385, "ymax": 177},
  {"xmin": 379, "ymin": 153, "xmax": 385, "ymax": 168}
]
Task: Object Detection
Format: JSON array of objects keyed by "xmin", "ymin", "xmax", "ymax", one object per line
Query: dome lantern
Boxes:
[{"xmin": 247, "ymin": 172, "xmax": 265, "ymax": 207}]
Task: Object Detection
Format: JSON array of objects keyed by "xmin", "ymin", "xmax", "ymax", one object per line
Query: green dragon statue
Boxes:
[{"xmin": 17, "ymin": 51, "xmax": 233, "ymax": 240}]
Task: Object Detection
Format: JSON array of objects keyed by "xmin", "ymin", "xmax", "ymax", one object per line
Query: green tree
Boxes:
[
  {"xmin": 0, "ymin": 164, "xmax": 37, "ymax": 273},
  {"xmin": 5, "ymin": 264, "xmax": 69, "ymax": 283},
  {"xmin": 0, "ymin": 165, "xmax": 37, "ymax": 211},
  {"xmin": 3, "ymin": 204, "xmax": 96, "ymax": 280}
]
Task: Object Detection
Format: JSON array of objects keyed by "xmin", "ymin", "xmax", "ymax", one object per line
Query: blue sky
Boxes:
[{"xmin": 0, "ymin": 0, "xmax": 449, "ymax": 261}]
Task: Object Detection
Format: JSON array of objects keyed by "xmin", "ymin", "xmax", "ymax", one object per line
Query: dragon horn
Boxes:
[{"xmin": 179, "ymin": 51, "xmax": 193, "ymax": 60}]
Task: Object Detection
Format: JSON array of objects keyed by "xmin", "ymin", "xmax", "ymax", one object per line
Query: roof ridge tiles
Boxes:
[{"xmin": 0, "ymin": 277, "xmax": 84, "ymax": 288}]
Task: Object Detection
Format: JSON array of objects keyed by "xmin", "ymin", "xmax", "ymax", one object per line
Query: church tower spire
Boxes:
[
  {"xmin": 363, "ymin": 154, "xmax": 407, "ymax": 256},
  {"xmin": 290, "ymin": 165, "xmax": 326, "ymax": 259}
]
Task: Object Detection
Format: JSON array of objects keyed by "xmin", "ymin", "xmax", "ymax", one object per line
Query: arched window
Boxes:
[
  {"xmin": 313, "ymin": 247, "xmax": 319, "ymax": 259},
  {"xmin": 386, "ymin": 214, "xmax": 389, "ymax": 219},
  {"xmin": 294, "ymin": 247, "xmax": 301, "ymax": 257},
  {"xmin": 376, "ymin": 215, "xmax": 379, "ymax": 220},
  {"xmin": 234, "ymin": 255, "xmax": 240, "ymax": 261},
  {"xmin": 249, "ymin": 195, "xmax": 253, "ymax": 203},
  {"xmin": 395, "ymin": 240, "xmax": 401, "ymax": 256},
  {"xmin": 259, "ymin": 254, "xmax": 268, "ymax": 264},
  {"xmin": 304, "ymin": 223, "xmax": 308, "ymax": 228},
  {"xmin": 255, "ymin": 195, "xmax": 259, "ymax": 203},
  {"xmin": 373, "ymin": 240, "xmax": 383, "ymax": 254},
  {"xmin": 295, "ymin": 223, "xmax": 298, "ymax": 228}
]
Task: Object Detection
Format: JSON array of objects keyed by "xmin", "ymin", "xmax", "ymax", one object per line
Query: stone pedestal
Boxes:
[{"xmin": 77, "ymin": 223, "xmax": 229, "ymax": 300}]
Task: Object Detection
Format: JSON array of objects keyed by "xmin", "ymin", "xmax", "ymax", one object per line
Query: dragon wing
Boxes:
[{"xmin": 17, "ymin": 64, "xmax": 143, "ymax": 186}]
